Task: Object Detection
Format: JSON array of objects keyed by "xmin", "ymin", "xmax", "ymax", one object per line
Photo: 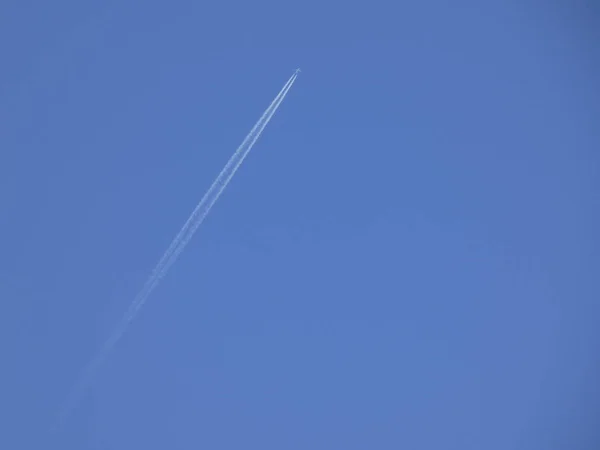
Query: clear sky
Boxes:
[{"xmin": 1, "ymin": 1, "xmax": 598, "ymax": 449}]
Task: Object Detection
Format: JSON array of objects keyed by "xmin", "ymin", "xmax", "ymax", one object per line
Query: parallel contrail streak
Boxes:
[
  {"xmin": 129, "ymin": 75, "xmax": 297, "ymax": 318},
  {"xmin": 53, "ymin": 71, "xmax": 298, "ymax": 429},
  {"xmin": 130, "ymin": 75, "xmax": 298, "ymax": 311},
  {"xmin": 124, "ymin": 72, "xmax": 297, "ymax": 318},
  {"xmin": 134, "ymin": 72, "xmax": 297, "ymax": 300},
  {"xmin": 118, "ymin": 72, "xmax": 297, "ymax": 322}
]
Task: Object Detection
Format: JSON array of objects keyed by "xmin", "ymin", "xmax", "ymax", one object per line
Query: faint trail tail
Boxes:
[{"xmin": 52, "ymin": 70, "xmax": 298, "ymax": 431}]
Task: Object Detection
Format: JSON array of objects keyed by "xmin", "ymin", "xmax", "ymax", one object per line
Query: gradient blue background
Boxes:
[{"xmin": 1, "ymin": 1, "xmax": 598, "ymax": 448}]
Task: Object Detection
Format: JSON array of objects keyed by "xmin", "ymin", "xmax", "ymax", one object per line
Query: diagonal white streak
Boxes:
[
  {"xmin": 124, "ymin": 74, "xmax": 297, "ymax": 323},
  {"xmin": 126, "ymin": 72, "xmax": 297, "ymax": 316},
  {"xmin": 130, "ymin": 74, "xmax": 298, "ymax": 310},
  {"xmin": 52, "ymin": 71, "xmax": 298, "ymax": 430}
]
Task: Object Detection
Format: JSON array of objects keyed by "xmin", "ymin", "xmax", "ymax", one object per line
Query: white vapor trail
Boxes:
[
  {"xmin": 125, "ymin": 74, "xmax": 297, "ymax": 320},
  {"xmin": 121, "ymin": 71, "xmax": 297, "ymax": 321},
  {"xmin": 53, "ymin": 71, "xmax": 298, "ymax": 429}
]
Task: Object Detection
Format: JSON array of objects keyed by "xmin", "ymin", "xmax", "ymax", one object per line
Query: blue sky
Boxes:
[{"xmin": 1, "ymin": 1, "xmax": 598, "ymax": 448}]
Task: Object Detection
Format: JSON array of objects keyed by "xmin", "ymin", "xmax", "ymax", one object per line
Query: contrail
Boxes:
[
  {"xmin": 127, "ymin": 74, "xmax": 298, "ymax": 315},
  {"xmin": 117, "ymin": 71, "xmax": 297, "ymax": 321},
  {"xmin": 52, "ymin": 70, "xmax": 299, "ymax": 430},
  {"xmin": 130, "ymin": 75, "xmax": 297, "ymax": 314},
  {"xmin": 125, "ymin": 71, "xmax": 297, "ymax": 316},
  {"xmin": 138, "ymin": 71, "xmax": 297, "ymax": 297}
]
